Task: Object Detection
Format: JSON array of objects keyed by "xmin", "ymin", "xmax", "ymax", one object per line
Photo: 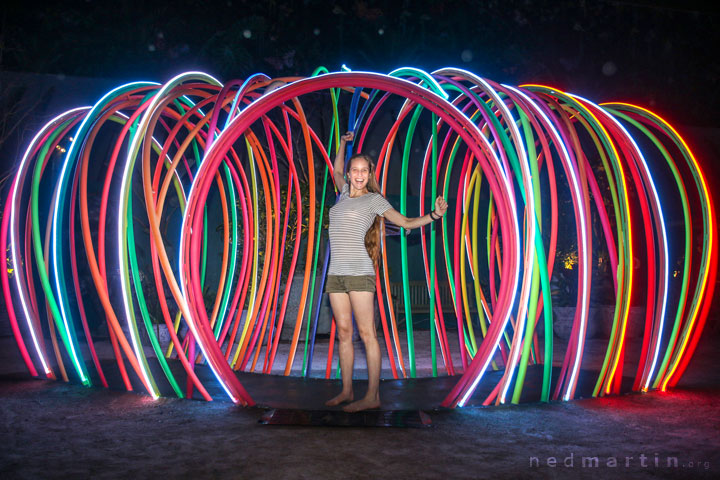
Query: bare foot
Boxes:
[
  {"xmin": 325, "ymin": 391, "xmax": 354, "ymax": 407},
  {"xmin": 342, "ymin": 396, "xmax": 381, "ymax": 413}
]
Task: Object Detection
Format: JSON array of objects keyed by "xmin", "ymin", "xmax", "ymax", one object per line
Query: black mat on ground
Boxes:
[
  {"xmin": 259, "ymin": 408, "xmax": 432, "ymax": 427},
  {"xmin": 90, "ymin": 356, "xmax": 633, "ymax": 409}
]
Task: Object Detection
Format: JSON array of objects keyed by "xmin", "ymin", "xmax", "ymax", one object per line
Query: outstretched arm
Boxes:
[
  {"xmin": 383, "ymin": 196, "xmax": 449, "ymax": 230},
  {"xmin": 332, "ymin": 131, "xmax": 354, "ymax": 190}
]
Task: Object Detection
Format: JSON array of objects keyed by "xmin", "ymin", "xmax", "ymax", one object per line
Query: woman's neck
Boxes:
[{"xmin": 349, "ymin": 185, "xmax": 369, "ymax": 198}]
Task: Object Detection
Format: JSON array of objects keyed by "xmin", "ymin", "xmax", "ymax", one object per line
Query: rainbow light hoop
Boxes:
[{"xmin": 1, "ymin": 68, "xmax": 715, "ymax": 408}]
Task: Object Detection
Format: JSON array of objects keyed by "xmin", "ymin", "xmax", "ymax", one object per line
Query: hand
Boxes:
[
  {"xmin": 433, "ymin": 197, "xmax": 448, "ymax": 217},
  {"xmin": 340, "ymin": 131, "xmax": 355, "ymax": 143}
]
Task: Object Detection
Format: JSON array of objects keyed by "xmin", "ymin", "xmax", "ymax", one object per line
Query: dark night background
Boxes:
[
  {"xmin": 1, "ymin": 0, "xmax": 719, "ymax": 134},
  {"xmin": 1, "ymin": 0, "xmax": 718, "ymax": 116}
]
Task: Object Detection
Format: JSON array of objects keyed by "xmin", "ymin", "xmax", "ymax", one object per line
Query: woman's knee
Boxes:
[
  {"xmin": 336, "ymin": 320, "xmax": 353, "ymax": 342},
  {"xmin": 357, "ymin": 323, "xmax": 377, "ymax": 343}
]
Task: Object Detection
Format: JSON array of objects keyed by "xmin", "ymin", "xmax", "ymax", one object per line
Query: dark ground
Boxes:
[{"xmin": 0, "ymin": 330, "xmax": 718, "ymax": 479}]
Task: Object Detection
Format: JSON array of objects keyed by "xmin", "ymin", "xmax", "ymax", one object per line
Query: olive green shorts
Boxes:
[{"xmin": 325, "ymin": 275, "xmax": 376, "ymax": 294}]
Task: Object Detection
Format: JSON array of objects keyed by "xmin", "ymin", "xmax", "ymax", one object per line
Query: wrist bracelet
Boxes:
[{"xmin": 429, "ymin": 211, "xmax": 439, "ymax": 220}]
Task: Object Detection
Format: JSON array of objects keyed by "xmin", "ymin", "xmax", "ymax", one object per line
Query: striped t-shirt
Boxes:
[{"xmin": 328, "ymin": 184, "xmax": 392, "ymax": 276}]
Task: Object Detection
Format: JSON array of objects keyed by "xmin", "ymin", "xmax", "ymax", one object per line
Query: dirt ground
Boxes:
[{"xmin": 1, "ymin": 332, "xmax": 718, "ymax": 479}]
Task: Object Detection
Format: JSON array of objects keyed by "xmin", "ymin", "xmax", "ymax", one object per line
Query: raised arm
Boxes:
[
  {"xmin": 332, "ymin": 131, "xmax": 354, "ymax": 190},
  {"xmin": 383, "ymin": 196, "xmax": 449, "ymax": 230}
]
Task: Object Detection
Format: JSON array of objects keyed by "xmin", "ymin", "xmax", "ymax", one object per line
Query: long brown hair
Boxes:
[{"xmin": 348, "ymin": 154, "xmax": 384, "ymax": 270}]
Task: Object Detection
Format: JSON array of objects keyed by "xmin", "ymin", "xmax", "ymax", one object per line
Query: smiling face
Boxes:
[{"xmin": 348, "ymin": 156, "xmax": 371, "ymax": 193}]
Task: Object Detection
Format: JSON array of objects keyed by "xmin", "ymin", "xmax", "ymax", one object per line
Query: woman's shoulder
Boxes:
[
  {"xmin": 366, "ymin": 189, "xmax": 385, "ymax": 199},
  {"xmin": 368, "ymin": 190, "xmax": 390, "ymax": 203}
]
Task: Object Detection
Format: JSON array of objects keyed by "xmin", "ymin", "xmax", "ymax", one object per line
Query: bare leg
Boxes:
[
  {"xmin": 343, "ymin": 290, "xmax": 381, "ymax": 412},
  {"xmin": 325, "ymin": 293, "xmax": 355, "ymax": 406}
]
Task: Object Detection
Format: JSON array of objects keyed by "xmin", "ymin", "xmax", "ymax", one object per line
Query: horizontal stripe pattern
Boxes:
[{"xmin": 328, "ymin": 184, "xmax": 392, "ymax": 276}]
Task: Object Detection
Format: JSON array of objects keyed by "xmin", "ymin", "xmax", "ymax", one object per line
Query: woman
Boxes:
[{"xmin": 325, "ymin": 131, "xmax": 448, "ymax": 412}]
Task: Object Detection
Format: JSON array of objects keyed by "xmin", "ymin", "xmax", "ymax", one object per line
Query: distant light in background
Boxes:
[
  {"xmin": 564, "ymin": 252, "xmax": 578, "ymax": 270},
  {"xmin": 378, "ymin": 28, "xmax": 385, "ymax": 35},
  {"xmin": 313, "ymin": 28, "xmax": 320, "ymax": 36},
  {"xmin": 243, "ymin": 29, "xmax": 252, "ymax": 39},
  {"xmin": 461, "ymin": 49, "xmax": 473, "ymax": 62},
  {"xmin": 602, "ymin": 61, "xmax": 618, "ymax": 76}
]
